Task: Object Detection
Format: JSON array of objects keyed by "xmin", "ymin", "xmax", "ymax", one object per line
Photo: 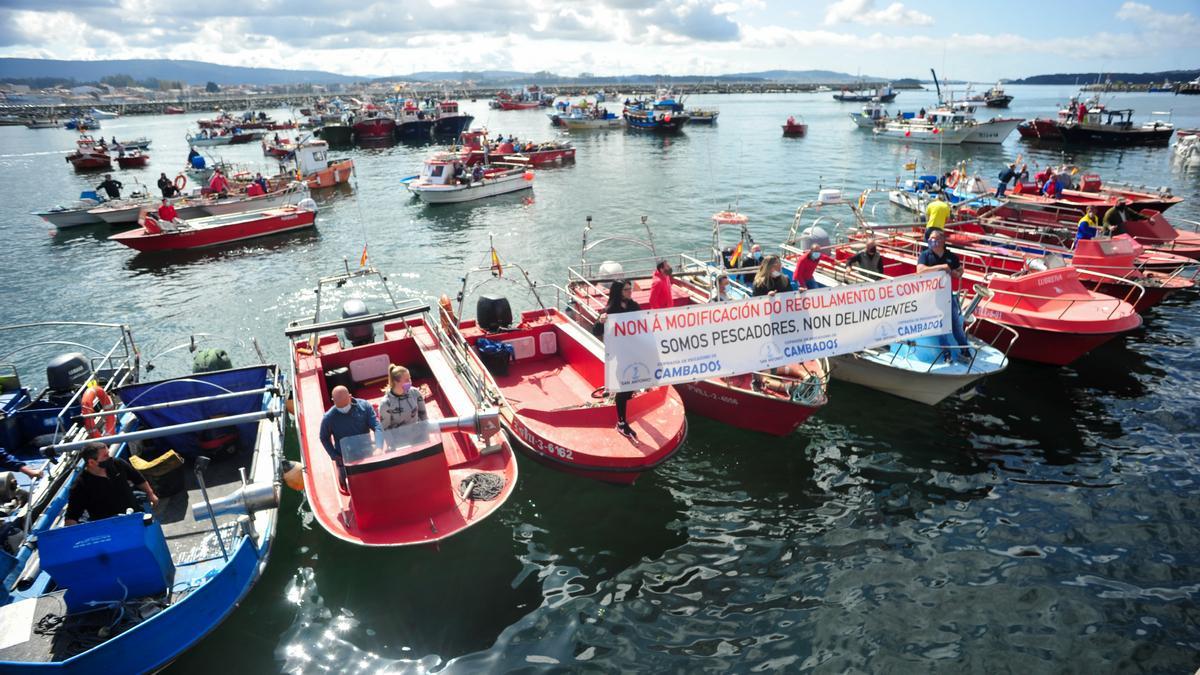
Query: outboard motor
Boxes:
[
  {"xmin": 46, "ymin": 353, "xmax": 90, "ymax": 396},
  {"xmin": 476, "ymin": 295, "xmax": 513, "ymax": 333},
  {"xmin": 341, "ymin": 299, "xmax": 374, "ymax": 346}
]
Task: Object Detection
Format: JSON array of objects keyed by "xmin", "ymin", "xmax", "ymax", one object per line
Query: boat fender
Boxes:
[
  {"xmin": 174, "ymin": 173, "xmax": 187, "ymax": 190},
  {"xmin": 438, "ymin": 294, "xmax": 457, "ymax": 331},
  {"xmin": 81, "ymin": 384, "xmax": 117, "ymax": 438}
]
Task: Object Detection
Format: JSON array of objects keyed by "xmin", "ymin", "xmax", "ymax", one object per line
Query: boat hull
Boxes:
[
  {"xmin": 395, "ymin": 119, "xmax": 435, "ymax": 140},
  {"xmin": 961, "ymin": 118, "xmax": 1023, "ymax": 144},
  {"xmin": 410, "ymin": 173, "xmax": 532, "ymax": 204},
  {"xmin": 830, "ymin": 352, "xmax": 989, "ymax": 405},
  {"xmin": 1059, "ymin": 124, "xmax": 1174, "ymax": 146},
  {"xmin": 352, "ymin": 118, "xmax": 396, "ymax": 143},
  {"xmin": 317, "ymin": 125, "xmax": 354, "ymax": 146},
  {"xmin": 624, "ymin": 113, "xmax": 689, "ymax": 131},
  {"xmin": 969, "ymin": 319, "xmax": 1126, "ymax": 366},
  {"xmin": 36, "ymin": 208, "xmax": 104, "ymax": 227},
  {"xmin": 432, "ymin": 114, "xmax": 473, "ymax": 138},
  {"xmin": 677, "ymin": 380, "xmax": 821, "ymax": 435},
  {"xmin": 109, "ymin": 207, "xmax": 315, "ymax": 252},
  {"xmin": 304, "ymin": 159, "xmax": 355, "ymax": 189}
]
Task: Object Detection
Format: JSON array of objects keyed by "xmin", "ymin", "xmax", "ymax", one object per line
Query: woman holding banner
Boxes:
[
  {"xmin": 752, "ymin": 255, "xmax": 790, "ymax": 296},
  {"xmin": 604, "ymin": 280, "xmax": 641, "ymax": 440}
]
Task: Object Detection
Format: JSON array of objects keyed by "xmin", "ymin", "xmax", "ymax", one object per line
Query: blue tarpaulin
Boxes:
[{"xmin": 115, "ymin": 366, "xmax": 271, "ymax": 458}]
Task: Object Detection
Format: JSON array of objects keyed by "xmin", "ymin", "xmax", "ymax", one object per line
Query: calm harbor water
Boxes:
[{"xmin": 2, "ymin": 84, "xmax": 1199, "ymax": 673}]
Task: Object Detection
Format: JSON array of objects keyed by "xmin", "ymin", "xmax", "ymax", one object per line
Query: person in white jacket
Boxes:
[{"xmin": 378, "ymin": 365, "xmax": 427, "ymax": 430}]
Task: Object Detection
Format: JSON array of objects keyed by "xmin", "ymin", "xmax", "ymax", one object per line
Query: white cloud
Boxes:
[
  {"xmin": 823, "ymin": 0, "xmax": 933, "ymax": 26},
  {"xmin": 1115, "ymin": 2, "xmax": 1200, "ymax": 36}
]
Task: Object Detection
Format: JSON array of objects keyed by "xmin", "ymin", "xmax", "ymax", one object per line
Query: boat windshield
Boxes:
[{"xmin": 340, "ymin": 423, "xmax": 439, "ymax": 464}]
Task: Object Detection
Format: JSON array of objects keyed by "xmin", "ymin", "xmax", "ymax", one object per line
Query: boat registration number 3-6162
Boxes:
[{"xmin": 512, "ymin": 420, "xmax": 574, "ymax": 461}]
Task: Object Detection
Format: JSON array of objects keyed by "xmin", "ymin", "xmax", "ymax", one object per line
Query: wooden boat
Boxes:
[
  {"xmin": 405, "ymin": 152, "xmax": 533, "ymax": 204},
  {"xmin": 566, "ymin": 216, "xmax": 829, "ymax": 434},
  {"xmin": 64, "ymin": 136, "xmax": 111, "ymax": 171},
  {"xmin": 285, "ymin": 268, "xmax": 517, "ymax": 546},
  {"xmin": 109, "ymin": 202, "xmax": 317, "ymax": 253},
  {"xmin": 458, "ymin": 130, "xmax": 575, "ymax": 167},
  {"xmin": 115, "ymin": 150, "xmax": 150, "ymax": 169},
  {"xmin": 782, "ymin": 115, "xmax": 808, "ymax": 136},
  {"xmin": 440, "ymin": 254, "xmax": 687, "ymax": 482}
]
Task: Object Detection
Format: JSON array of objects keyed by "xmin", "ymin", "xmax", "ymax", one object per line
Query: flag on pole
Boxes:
[
  {"xmin": 359, "ymin": 244, "xmax": 369, "ymax": 267},
  {"xmin": 729, "ymin": 240, "xmax": 744, "ymax": 266},
  {"xmin": 490, "ymin": 247, "xmax": 503, "ymax": 277}
]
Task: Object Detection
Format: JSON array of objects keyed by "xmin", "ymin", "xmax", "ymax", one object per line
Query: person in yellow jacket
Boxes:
[{"xmin": 924, "ymin": 193, "xmax": 951, "ymax": 240}]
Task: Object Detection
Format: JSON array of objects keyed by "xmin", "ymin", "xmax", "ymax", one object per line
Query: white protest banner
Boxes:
[{"xmin": 604, "ymin": 271, "xmax": 953, "ymax": 393}]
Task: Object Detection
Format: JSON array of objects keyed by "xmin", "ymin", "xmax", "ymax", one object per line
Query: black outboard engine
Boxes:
[
  {"xmin": 46, "ymin": 353, "xmax": 90, "ymax": 396},
  {"xmin": 476, "ymin": 295, "xmax": 513, "ymax": 333},
  {"xmin": 341, "ymin": 299, "xmax": 374, "ymax": 346}
]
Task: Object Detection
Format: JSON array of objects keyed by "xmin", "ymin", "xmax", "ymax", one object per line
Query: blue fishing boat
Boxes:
[
  {"xmin": 63, "ymin": 117, "xmax": 99, "ymax": 131},
  {"xmin": 0, "ymin": 327, "xmax": 288, "ymax": 674},
  {"xmin": 622, "ymin": 93, "xmax": 689, "ymax": 132}
]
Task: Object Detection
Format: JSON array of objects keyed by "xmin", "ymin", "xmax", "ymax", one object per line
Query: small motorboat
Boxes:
[
  {"xmin": 89, "ymin": 107, "xmax": 119, "ymax": 119},
  {"xmin": 285, "ymin": 268, "xmax": 517, "ymax": 546},
  {"xmin": 262, "ymin": 136, "xmax": 294, "ymax": 158},
  {"xmin": 109, "ymin": 201, "xmax": 318, "ymax": 253},
  {"xmin": 164, "ymin": 105, "xmax": 185, "ymax": 114},
  {"xmin": 442, "ymin": 249, "xmax": 687, "ymax": 482},
  {"xmin": 686, "ymin": 108, "xmax": 719, "ymax": 124},
  {"xmin": 459, "ymin": 130, "xmax": 575, "ymax": 167},
  {"xmin": 405, "ymin": 152, "xmax": 533, "ymax": 204},
  {"xmin": 978, "ymin": 204, "xmax": 1200, "ymax": 262},
  {"xmin": 114, "ymin": 136, "xmax": 152, "ymax": 150},
  {"xmin": 25, "ymin": 118, "xmax": 58, "ymax": 129},
  {"xmin": 65, "ymin": 116, "xmax": 100, "ymax": 130},
  {"xmin": 33, "ymin": 190, "xmax": 108, "ymax": 228},
  {"xmin": 186, "ymin": 132, "xmax": 233, "ymax": 147},
  {"xmin": 783, "ymin": 115, "xmax": 808, "ymax": 137},
  {"xmin": 64, "ymin": 135, "xmax": 111, "ymax": 171},
  {"xmin": 286, "ymin": 139, "xmax": 355, "ymax": 190},
  {"xmin": 116, "ymin": 150, "xmax": 150, "ymax": 169},
  {"xmin": 560, "ymin": 111, "xmax": 624, "ymax": 130},
  {"xmin": 848, "ymin": 101, "xmax": 888, "ymax": 129}
]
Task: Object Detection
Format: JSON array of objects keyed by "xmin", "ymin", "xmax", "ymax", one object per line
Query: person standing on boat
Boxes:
[
  {"xmin": 1103, "ymin": 198, "xmax": 1148, "ymax": 235},
  {"xmin": 96, "ymin": 174, "xmax": 123, "ymax": 200},
  {"xmin": 1075, "ymin": 206, "xmax": 1100, "ymax": 245},
  {"xmin": 924, "ymin": 193, "xmax": 951, "ymax": 240},
  {"xmin": 649, "ymin": 260, "xmax": 674, "ymax": 309},
  {"xmin": 319, "ymin": 385, "xmax": 382, "ymax": 490},
  {"xmin": 64, "ymin": 442, "xmax": 159, "ymax": 526},
  {"xmin": 604, "ymin": 280, "xmax": 641, "ymax": 441},
  {"xmin": 846, "ymin": 238, "xmax": 884, "ymax": 274},
  {"xmin": 379, "ymin": 365, "xmax": 428, "ymax": 430},
  {"xmin": 996, "ymin": 163, "xmax": 1018, "ymax": 198},
  {"xmin": 157, "ymin": 172, "xmax": 178, "ymax": 198},
  {"xmin": 792, "ymin": 243, "xmax": 824, "ymax": 290},
  {"xmin": 917, "ymin": 230, "xmax": 970, "ymax": 359},
  {"xmin": 752, "ymin": 255, "xmax": 790, "ymax": 296}
]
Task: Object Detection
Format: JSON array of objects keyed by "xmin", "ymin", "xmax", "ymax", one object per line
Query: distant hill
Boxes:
[
  {"xmin": 1009, "ymin": 69, "xmax": 1200, "ymax": 85},
  {"xmin": 0, "ymin": 58, "xmax": 363, "ymax": 86},
  {"xmin": 722, "ymin": 70, "xmax": 880, "ymax": 83}
]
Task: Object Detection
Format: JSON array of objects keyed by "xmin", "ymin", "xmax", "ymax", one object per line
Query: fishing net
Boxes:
[{"xmin": 459, "ymin": 472, "xmax": 505, "ymax": 501}]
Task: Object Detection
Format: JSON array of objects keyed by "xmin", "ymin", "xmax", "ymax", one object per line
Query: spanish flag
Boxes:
[
  {"xmin": 729, "ymin": 240, "xmax": 744, "ymax": 266},
  {"xmin": 490, "ymin": 247, "xmax": 503, "ymax": 277},
  {"xmin": 359, "ymin": 244, "xmax": 368, "ymax": 267}
]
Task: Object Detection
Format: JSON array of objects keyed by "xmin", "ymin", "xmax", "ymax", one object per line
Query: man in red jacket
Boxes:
[{"xmin": 648, "ymin": 260, "xmax": 674, "ymax": 309}]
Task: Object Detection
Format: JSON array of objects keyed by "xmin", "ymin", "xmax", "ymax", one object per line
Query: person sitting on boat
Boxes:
[
  {"xmin": 996, "ymin": 163, "xmax": 1018, "ymax": 198},
  {"xmin": 64, "ymin": 442, "xmax": 159, "ymax": 526},
  {"xmin": 96, "ymin": 174, "xmax": 123, "ymax": 200},
  {"xmin": 472, "ymin": 164, "xmax": 484, "ymax": 183},
  {"xmin": 752, "ymin": 255, "xmax": 790, "ymax": 297},
  {"xmin": 846, "ymin": 238, "xmax": 884, "ymax": 275},
  {"xmin": 246, "ymin": 180, "xmax": 265, "ymax": 197},
  {"xmin": 649, "ymin": 260, "xmax": 674, "ymax": 309},
  {"xmin": 378, "ymin": 365, "xmax": 428, "ymax": 430},
  {"xmin": 1042, "ymin": 173, "xmax": 1063, "ymax": 198},
  {"xmin": 917, "ymin": 230, "xmax": 970, "ymax": 359},
  {"xmin": 787, "ymin": 115, "xmax": 796, "ymax": 125},
  {"xmin": 710, "ymin": 273, "xmax": 732, "ymax": 302},
  {"xmin": 208, "ymin": 169, "xmax": 230, "ymax": 197},
  {"xmin": 1103, "ymin": 198, "xmax": 1148, "ymax": 235},
  {"xmin": 156, "ymin": 198, "xmax": 180, "ymax": 229},
  {"xmin": 319, "ymin": 385, "xmax": 383, "ymax": 491},
  {"xmin": 0, "ymin": 447, "xmax": 43, "ymax": 479},
  {"xmin": 1034, "ymin": 168, "xmax": 1051, "ymax": 191},
  {"xmin": 924, "ymin": 193, "xmax": 951, "ymax": 240},
  {"xmin": 1075, "ymin": 206, "xmax": 1100, "ymax": 245},
  {"xmin": 253, "ymin": 173, "xmax": 270, "ymax": 193},
  {"xmin": 792, "ymin": 243, "xmax": 825, "ymax": 290},
  {"xmin": 604, "ymin": 280, "xmax": 641, "ymax": 441}
]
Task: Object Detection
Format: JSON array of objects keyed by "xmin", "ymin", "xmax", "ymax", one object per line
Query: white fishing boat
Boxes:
[
  {"xmin": 405, "ymin": 152, "xmax": 533, "ymax": 204},
  {"xmin": 186, "ymin": 133, "xmax": 233, "ymax": 147},
  {"xmin": 33, "ymin": 192, "xmax": 108, "ymax": 228},
  {"xmin": 90, "ymin": 107, "xmax": 119, "ymax": 119},
  {"xmin": 849, "ymin": 100, "xmax": 889, "ymax": 128},
  {"xmin": 873, "ymin": 106, "xmax": 1022, "ymax": 145},
  {"xmin": 562, "ymin": 112, "xmax": 624, "ymax": 129}
]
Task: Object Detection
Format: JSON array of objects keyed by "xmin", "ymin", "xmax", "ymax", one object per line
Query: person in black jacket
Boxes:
[
  {"xmin": 751, "ymin": 255, "xmax": 790, "ymax": 296},
  {"xmin": 157, "ymin": 172, "xmax": 179, "ymax": 198},
  {"xmin": 603, "ymin": 280, "xmax": 641, "ymax": 440},
  {"xmin": 96, "ymin": 174, "xmax": 122, "ymax": 200},
  {"xmin": 64, "ymin": 442, "xmax": 158, "ymax": 526}
]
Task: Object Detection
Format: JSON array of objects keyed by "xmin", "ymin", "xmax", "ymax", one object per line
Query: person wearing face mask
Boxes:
[
  {"xmin": 604, "ymin": 280, "xmax": 641, "ymax": 440},
  {"xmin": 379, "ymin": 365, "xmax": 427, "ymax": 429},
  {"xmin": 710, "ymin": 273, "xmax": 732, "ymax": 302},
  {"xmin": 318, "ymin": 385, "xmax": 382, "ymax": 490},
  {"xmin": 846, "ymin": 237, "xmax": 884, "ymax": 275},
  {"xmin": 648, "ymin": 259, "xmax": 674, "ymax": 310},
  {"xmin": 752, "ymin": 254, "xmax": 790, "ymax": 296},
  {"xmin": 791, "ymin": 243, "xmax": 825, "ymax": 290}
]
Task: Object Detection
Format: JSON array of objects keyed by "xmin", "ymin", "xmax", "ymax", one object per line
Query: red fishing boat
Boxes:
[
  {"xmin": 566, "ymin": 216, "xmax": 829, "ymax": 436},
  {"xmin": 164, "ymin": 105, "xmax": 185, "ymax": 114},
  {"xmin": 352, "ymin": 115, "xmax": 396, "ymax": 143},
  {"xmin": 261, "ymin": 136, "xmax": 294, "ymax": 158},
  {"xmin": 458, "ymin": 130, "xmax": 575, "ymax": 167},
  {"xmin": 782, "ymin": 115, "xmax": 808, "ymax": 137},
  {"xmin": 847, "ymin": 233, "xmax": 1142, "ymax": 365},
  {"xmin": 286, "ymin": 268, "xmax": 517, "ymax": 546},
  {"xmin": 1066, "ymin": 173, "xmax": 1182, "ymax": 212},
  {"xmin": 115, "ymin": 150, "xmax": 149, "ymax": 169},
  {"xmin": 976, "ymin": 204, "xmax": 1200, "ymax": 262},
  {"xmin": 65, "ymin": 135, "xmax": 111, "ymax": 171},
  {"xmin": 109, "ymin": 202, "xmax": 317, "ymax": 252},
  {"xmin": 438, "ymin": 248, "xmax": 686, "ymax": 483}
]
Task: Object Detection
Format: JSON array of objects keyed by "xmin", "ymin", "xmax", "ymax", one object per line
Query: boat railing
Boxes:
[{"xmin": 1169, "ymin": 216, "xmax": 1200, "ymax": 234}]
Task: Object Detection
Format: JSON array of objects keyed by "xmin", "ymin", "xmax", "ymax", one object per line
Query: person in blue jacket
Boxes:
[
  {"xmin": 318, "ymin": 385, "xmax": 382, "ymax": 490},
  {"xmin": 0, "ymin": 448, "xmax": 42, "ymax": 478}
]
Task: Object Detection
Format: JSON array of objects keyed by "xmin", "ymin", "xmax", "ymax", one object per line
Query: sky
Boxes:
[{"xmin": 0, "ymin": 0, "xmax": 1197, "ymax": 80}]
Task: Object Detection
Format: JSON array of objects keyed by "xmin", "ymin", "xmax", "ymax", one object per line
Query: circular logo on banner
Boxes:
[
  {"xmin": 622, "ymin": 362, "xmax": 651, "ymax": 385},
  {"xmin": 759, "ymin": 343, "xmax": 783, "ymax": 363}
]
